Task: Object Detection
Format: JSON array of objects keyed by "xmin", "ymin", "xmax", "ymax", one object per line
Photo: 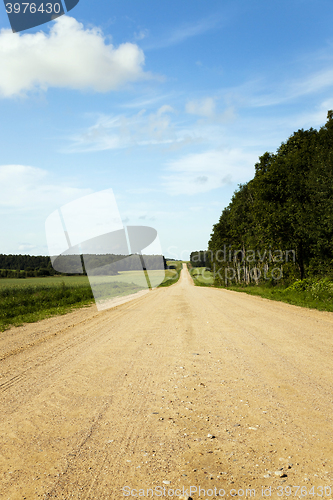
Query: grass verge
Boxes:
[
  {"xmin": 0, "ymin": 282, "xmax": 95, "ymax": 332},
  {"xmin": 226, "ymin": 278, "xmax": 333, "ymax": 312},
  {"xmin": 187, "ymin": 264, "xmax": 333, "ymax": 312},
  {"xmin": 158, "ymin": 261, "xmax": 183, "ymax": 287},
  {"xmin": 187, "ymin": 265, "xmax": 214, "ymax": 287}
]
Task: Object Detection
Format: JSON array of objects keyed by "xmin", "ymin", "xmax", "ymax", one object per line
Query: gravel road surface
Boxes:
[{"xmin": 0, "ymin": 264, "xmax": 332, "ymax": 499}]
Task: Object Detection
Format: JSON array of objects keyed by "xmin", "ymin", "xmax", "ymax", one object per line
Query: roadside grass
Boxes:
[
  {"xmin": 0, "ymin": 278, "xmax": 144, "ymax": 332},
  {"xmin": 226, "ymin": 278, "xmax": 333, "ymax": 312},
  {"xmin": 0, "ymin": 282, "xmax": 94, "ymax": 331},
  {"xmin": 0, "ymin": 264, "xmax": 184, "ymax": 331},
  {"xmin": 188, "ymin": 266, "xmax": 214, "ymax": 287},
  {"xmin": 158, "ymin": 261, "xmax": 183, "ymax": 287},
  {"xmin": 187, "ymin": 264, "xmax": 333, "ymax": 311}
]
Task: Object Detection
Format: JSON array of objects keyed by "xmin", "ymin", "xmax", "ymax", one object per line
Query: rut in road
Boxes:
[{"xmin": 0, "ymin": 264, "xmax": 332, "ymax": 499}]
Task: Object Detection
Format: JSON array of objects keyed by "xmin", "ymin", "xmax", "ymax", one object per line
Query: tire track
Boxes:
[
  {"xmin": 0, "ymin": 265, "xmax": 332, "ymax": 499},
  {"xmin": 44, "ymin": 326, "xmax": 180, "ymax": 499},
  {"xmin": 0, "ymin": 293, "xmax": 158, "ymax": 404}
]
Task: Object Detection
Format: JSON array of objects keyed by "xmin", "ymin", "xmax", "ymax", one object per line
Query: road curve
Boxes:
[{"xmin": 0, "ymin": 264, "xmax": 332, "ymax": 499}]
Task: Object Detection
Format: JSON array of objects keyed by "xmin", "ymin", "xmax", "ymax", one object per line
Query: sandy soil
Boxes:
[{"xmin": 0, "ymin": 264, "xmax": 332, "ymax": 499}]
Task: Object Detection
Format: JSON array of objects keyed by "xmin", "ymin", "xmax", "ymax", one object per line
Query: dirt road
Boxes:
[{"xmin": 0, "ymin": 264, "xmax": 332, "ymax": 499}]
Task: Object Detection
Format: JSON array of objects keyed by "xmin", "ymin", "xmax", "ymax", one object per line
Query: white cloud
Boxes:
[
  {"xmin": 18, "ymin": 243, "xmax": 37, "ymax": 251},
  {"xmin": 126, "ymin": 187, "xmax": 157, "ymax": 195},
  {"xmin": 289, "ymin": 68, "xmax": 333, "ymax": 100},
  {"xmin": 68, "ymin": 105, "xmax": 179, "ymax": 152},
  {"xmin": 186, "ymin": 97, "xmax": 216, "ymax": 117},
  {"xmin": 121, "ymin": 94, "xmax": 172, "ymax": 109},
  {"xmin": 145, "ymin": 15, "xmax": 221, "ymax": 50},
  {"xmin": 134, "ymin": 29, "xmax": 149, "ymax": 41},
  {"xmin": 245, "ymin": 67, "xmax": 333, "ymax": 109},
  {"xmin": 271, "ymin": 101, "xmax": 333, "ymax": 131},
  {"xmin": 0, "ymin": 16, "xmax": 151, "ymax": 97},
  {"xmin": 0, "ymin": 165, "xmax": 91, "ymax": 210},
  {"xmin": 163, "ymin": 149, "xmax": 257, "ymax": 195}
]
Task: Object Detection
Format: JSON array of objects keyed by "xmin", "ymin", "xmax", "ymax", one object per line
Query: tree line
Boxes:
[
  {"xmin": 190, "ymin": 251, "xmax": 212, "ymax": 269},
  {"xmin": 0, "ymin": 254, "xmax": 167, "ymax": 278},
  {"xmin": 192, "ymin": 111, "xmax": 333, "ymax": 286}
]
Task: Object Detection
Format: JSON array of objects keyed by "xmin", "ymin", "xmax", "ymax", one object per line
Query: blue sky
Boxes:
[{"xmin": 0, "ymin": 0, "xmax": 333, "ymax": 259}]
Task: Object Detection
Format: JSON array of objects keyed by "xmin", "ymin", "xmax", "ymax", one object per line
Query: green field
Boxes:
[
  {"xmin": 0, "ymin": 282, "xmax": 94, "ymax": 332},
  {"xmin": 0, "ymin": 264, "xmax": 183, "ymax": 331},
  {"xmin": 0, "ymin": 275, "xmax": 90, "ymax": 288},
  {"xmin": 0, "ymin": 267, "xmax": 178, "ymax": 289},
  {"xmin": 0, "ymin": 277, "xmax": 146, "ymax": 332},
  {"xmin": 188, "ymin": 266, "xmax": 214, "ymax": 286},
  {"xmin": 89, "ymin": 269, "xmax": 166, "ymax": 288}
]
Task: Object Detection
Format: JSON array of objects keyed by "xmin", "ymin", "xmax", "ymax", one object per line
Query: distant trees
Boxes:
[
  {"xmin": 208, "ymin": 111, "xmax": 333, "ymax": 286},
  {"xmin": 0, "ymin": 254, "xmax": 53, "ymax": 272},
  {"xmin": 83, "ymin": 254, "xmax": 165, "ymax": 275},
  {"xmin": 0, "ymin": 255, "xmax": 55, "ymax": 278},
  {"xmin": 190, "ymin": 251, "xmax": 212, "ymax": 269},
  {"xmin": 0, "ymin": 253, "xmax": 167, "ymax": 278}
]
